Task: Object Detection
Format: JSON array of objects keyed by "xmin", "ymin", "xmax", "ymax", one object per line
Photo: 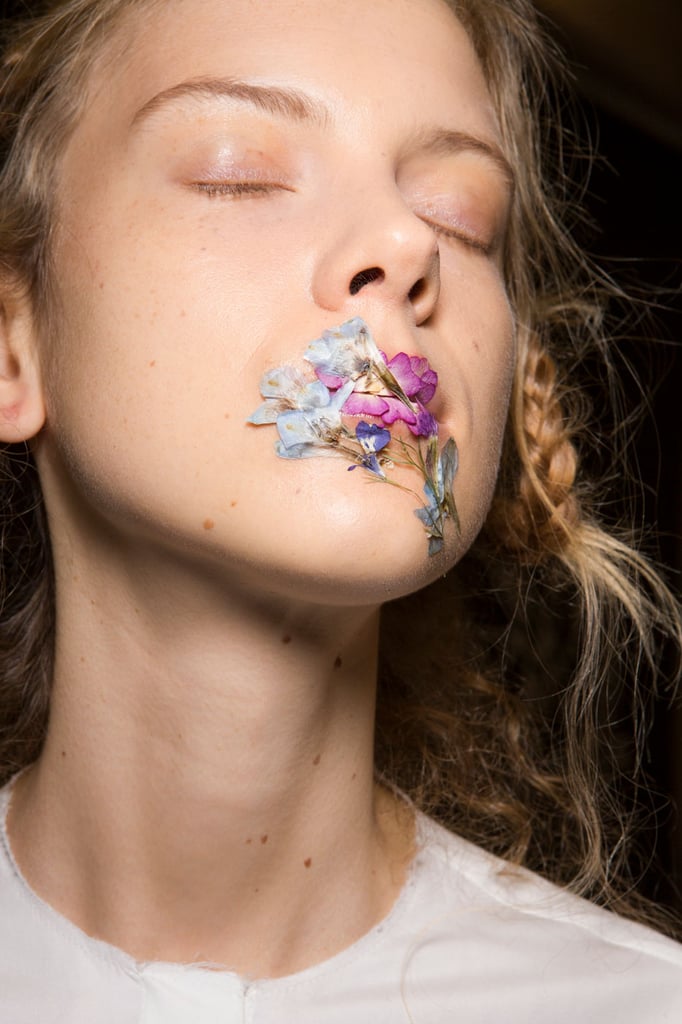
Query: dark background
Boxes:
[
  {"xmin": 533, "ymin": 0, "xmax": 682, "ymax": 912},
  {"xmin": 1, "ymin": 0, "xmax": 680, "ymax": 908}
]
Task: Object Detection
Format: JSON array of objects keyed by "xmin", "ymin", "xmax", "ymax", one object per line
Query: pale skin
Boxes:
[{"xmin": 0, "ymin": 0, "xmax": 515, "ymax": 976}]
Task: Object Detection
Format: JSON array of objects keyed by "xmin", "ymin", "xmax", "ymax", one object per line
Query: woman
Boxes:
[{"xmin": 0, "ymin": 0, "xmax": 680, "ymax": 1020}]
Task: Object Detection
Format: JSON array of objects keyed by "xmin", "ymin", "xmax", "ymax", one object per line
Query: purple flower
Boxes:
[
  {"xmin": 338, "ymin": 345, "xmax": 439, "ymax": 438},
  {"xmin": 348, "ymin": 421, "xmax": 391, "ymax": 477},
  {"xmin": 304, "ymin": 319, "xmax": 439, "ymax": 437},
  {"xmin": 385, "ymin": 352, "xmax": 437, "ymax": 405}
]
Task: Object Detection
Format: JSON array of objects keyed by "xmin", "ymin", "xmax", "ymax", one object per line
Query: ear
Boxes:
[{"xmin": 0, "ymin": 287, "xmax": 46, "ymax": 443}]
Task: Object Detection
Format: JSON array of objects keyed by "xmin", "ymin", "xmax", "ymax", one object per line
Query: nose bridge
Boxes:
[{"xmin": 311, "ymin": 169, "xmax": 440, "ymax": 320}]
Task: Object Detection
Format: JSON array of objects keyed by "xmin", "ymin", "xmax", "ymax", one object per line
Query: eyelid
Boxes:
[{"xmin": 418, "ymin": 216, "xmax": 495, "ymax": 255}]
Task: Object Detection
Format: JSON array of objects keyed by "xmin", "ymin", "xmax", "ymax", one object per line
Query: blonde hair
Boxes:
[{"xmin": 0, "ymin": 0, "xmax": 680, "ymax": 931}]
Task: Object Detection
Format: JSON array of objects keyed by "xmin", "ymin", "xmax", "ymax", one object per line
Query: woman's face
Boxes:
[{"xmin": 38, "ymin": 0, "xmax": 515, "ymax": 604}]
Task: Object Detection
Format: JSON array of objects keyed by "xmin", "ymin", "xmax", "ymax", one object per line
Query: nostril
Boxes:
[
  {"xmin": 408, "ymin": 278, "xmax": 426, "ymax": 303},
  {"xmin": 349, "ymin": 267, "xmax": 384, "ymax": 295}
]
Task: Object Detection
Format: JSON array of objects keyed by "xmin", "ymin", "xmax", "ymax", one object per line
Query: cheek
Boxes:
[{"xmin": 436, "ymin": 278, "xmax": 515, "ymax": 543}]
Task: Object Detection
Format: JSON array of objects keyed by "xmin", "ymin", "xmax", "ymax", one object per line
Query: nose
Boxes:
[{"xmin": 311, "ymin": 190, "xmax": 441, "ymax": 326}]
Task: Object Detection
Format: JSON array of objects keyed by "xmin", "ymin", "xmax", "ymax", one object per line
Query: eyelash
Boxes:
[
  {"xmin": 420, "ymin": 218, "xmax": 493, "ymax": 256},
  {"xmin": 191, "ymin": 181, "xmax": 291, "ymax": 198}
]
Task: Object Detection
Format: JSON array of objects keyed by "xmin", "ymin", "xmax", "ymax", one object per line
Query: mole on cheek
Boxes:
[
  {"xmin": 333, "ymin": 656, "xmax": 342, "ymax": 669},
  {"xmin": 281, "ymin": 635, "xmax": 292, "ymax": 645},
  {"xmin": 203, "ymin": 518, "xmax": 215, "ymax": 530},
  {"xmin": 304, "ymin": 857, "xmax": 312, "ymax": 869}
]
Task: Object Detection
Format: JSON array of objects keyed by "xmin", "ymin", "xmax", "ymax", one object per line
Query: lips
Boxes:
[{"xmin": 247, "ymin": 317, "xmax": 459, "ymax": 556}]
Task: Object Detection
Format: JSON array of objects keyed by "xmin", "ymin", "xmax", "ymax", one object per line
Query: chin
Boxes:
[{"xmin": 213, "ymin": 471, "xmax": 481, "ymax": 608}]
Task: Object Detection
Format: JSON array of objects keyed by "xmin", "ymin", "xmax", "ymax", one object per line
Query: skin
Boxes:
[{"xmin": 0, "ymin": 0, "xmax": 515, "ymax": 975}]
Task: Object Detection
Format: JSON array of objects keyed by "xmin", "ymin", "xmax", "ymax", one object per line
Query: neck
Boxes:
[{"xmin": 9, "ymin": 536, "xmax": 414, "ymax": 976}]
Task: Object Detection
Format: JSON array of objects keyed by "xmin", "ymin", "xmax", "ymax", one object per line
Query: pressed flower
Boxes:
[
  {"xmin": 340, "ymin": 392, "xmax": 436, "ymax": 436},
  {"xmin": 248, "ymin": 366, "xmax": 331, "ymax": 425},
  {"xmin": 413, "ymin": 437, "xmax": 459, "ymax": 554},
  {"xmin": 304, "ymin": 318, "xmax": 384, "ymax": 388},
  {"xmin": 349, "ymin": 421, "xmax": 392, "ymax": 477},
  {"xmin": 248, "ymin": 318, "xmax": 459, "ymax": 556},
  {"xmin": 275, "ymin": 380, "xmax": 355, "ymax": 459},
  {"xmin": 304, "ymin": 323, "xmax": 439, "ymax": 438},
  {"xmin": 385, "ymin": 352, "xmax": 438, "ymax": 405}
]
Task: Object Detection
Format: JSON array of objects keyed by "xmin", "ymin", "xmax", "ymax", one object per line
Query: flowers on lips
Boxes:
[
  {"xmin": 248, "ymin": 317, "xmax": 459, "ymax": 555},
  {"xmin": 306, "ymin": 321, "xmax": 438, "ymax": 437}
]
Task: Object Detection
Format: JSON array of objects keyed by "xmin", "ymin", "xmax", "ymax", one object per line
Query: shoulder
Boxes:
[{"xmin": 397, "ymin": 813, "xmax": 682, "ymax": 1022}]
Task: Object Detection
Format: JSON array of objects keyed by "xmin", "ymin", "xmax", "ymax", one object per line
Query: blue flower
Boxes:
[
  {"xmin": 248, "ymin": 366, "xmax": 332, "ymax": 424},
  {"xmin": 413, "ymin": 438, "xmax": 459, "ymax": 555},
  {"xmin": 304, "ymin": 318, "xmax": 385, "ymax": 387},
  {"xmin": 348, "ymin": 421, "xmax": 391, "ymax": 477},
  {"xmin": 275, "ymin": 380, "xmax": 355, "ymax": 459}
]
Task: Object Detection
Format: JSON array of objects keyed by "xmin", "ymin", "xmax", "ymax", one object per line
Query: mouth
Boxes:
[{"xmin": 246, "ymin": 317, "xmax": 459, "ymax": 557}]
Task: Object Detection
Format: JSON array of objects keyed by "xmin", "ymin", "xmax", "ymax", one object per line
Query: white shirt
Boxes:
[{"xmin": 1, "ymin": 779, "xmax": 681, "ymax": 1023}]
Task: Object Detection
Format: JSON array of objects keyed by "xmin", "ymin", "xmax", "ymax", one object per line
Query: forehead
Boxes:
[{"xmin": 74, "ymin": 0, "xmax": 500, "ymax": 151}]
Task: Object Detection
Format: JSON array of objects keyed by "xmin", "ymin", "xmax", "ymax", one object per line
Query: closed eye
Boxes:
[{"xmin": 418, "ymin": 216, "xmax": 494, "ymax": 255}]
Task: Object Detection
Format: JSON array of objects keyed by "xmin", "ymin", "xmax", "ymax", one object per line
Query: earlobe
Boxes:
[{"xmin": 0, "ymin": 292, "xmax": 46, "ymax": 443}]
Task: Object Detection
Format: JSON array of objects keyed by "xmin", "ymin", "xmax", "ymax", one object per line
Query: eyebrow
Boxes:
[
  {"xmin": 131, "ymin": 76, "xmax": 515, "ymax": 190},
  {"xmin": 413, "ymin": 127, "xmax": 516, "ymax": 191},
  {"xmin": 131, "ymin": 77, "xmax": 329, "ymax": 130}
]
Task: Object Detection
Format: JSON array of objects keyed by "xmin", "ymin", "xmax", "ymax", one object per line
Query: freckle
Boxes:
[
  {"xmin": 245, "ymin": 838, "xmax": 253, "ymax": 845},
  {"xmin": 98, "ymin": 281, "xmax": 104, "ymax": 290},
  {"xmin": 472, "ymin": 340, "xmax": 480, "ymax": 352},
  {"xmin": 224, "ymin": 412, "xmax": 230, "ymax": 419},
  {"xmin": 80, "ymin": 656, "xmax": 85, "ymax": 664},
  {"xmin": 304, "ymin": 858, "xmax": 312, "ymax": 869},
  {"xmin": 312, "ymin": 754, "xmax": 321, "ymax": 766},
  {"xmin": 61, "ymin": 750, "xmax": 66, "ymax": 758},
  {"xmin": 230, "ymin": 500, "xmax": 238, "ymax": 508},
  {"xmin": 180, "ymin": 309, "xmax": 187, "ymax": 318},
  {"xmin": 295, "ymin": 487, "xmax": 302, "ymax": 495},
  {"xmin": 260, "ymin": 834, "xmax": 268, "ymax": 845},
  {"xmin": 351, "ymin": 773, "xmax": 357, "ymax": 781},
  {"xmin": 149, "ymin": 360, "xmax": 156, "ymax": 367},
  {"xmin": 334, "ymin": 656, "xmax": 342, "ymax": 669},
  {"xmin": 253, "ymin": 887, "xmax": 260, "ymax": 893},
  {"xmin": 281, "ymin": 635, "xmax": 292, "ymax": 645},
  {"xmin": 203, "ymin": 518, "xmax": 215, "ymax": 530},
  {"xmin": 90, "ymin": 599, "xmax": 96, "ymax": 606}
]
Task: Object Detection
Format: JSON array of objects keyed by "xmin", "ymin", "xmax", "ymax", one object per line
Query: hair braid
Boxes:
[{"xmin": 488, "ymin": 330, "xmax": 582, "ymax": 561}]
